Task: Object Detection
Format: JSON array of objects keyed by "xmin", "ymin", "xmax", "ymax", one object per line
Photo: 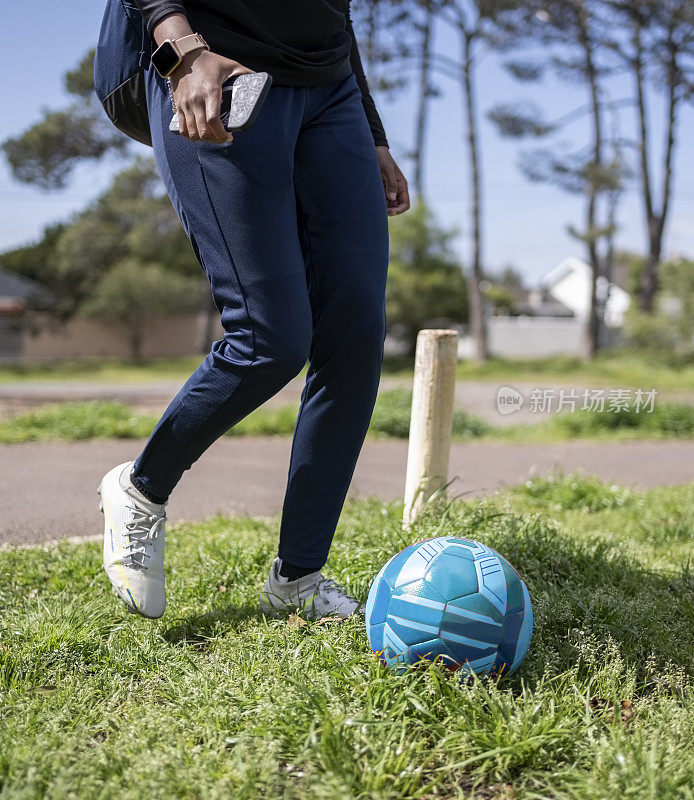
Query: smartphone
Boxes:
[{"xmin": 169, "ymin": 71, "xmax": 273, "ymax": 135}]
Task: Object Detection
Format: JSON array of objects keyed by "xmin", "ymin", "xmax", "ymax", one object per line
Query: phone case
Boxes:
[{"xmin": 169, "ymin": 71, "xmax": 273, "ymax": 135}]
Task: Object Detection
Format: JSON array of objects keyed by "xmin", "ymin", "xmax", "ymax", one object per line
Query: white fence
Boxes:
[{"xmin": 457, "ymin": 317, "xmax": 603, "ymax": 359}]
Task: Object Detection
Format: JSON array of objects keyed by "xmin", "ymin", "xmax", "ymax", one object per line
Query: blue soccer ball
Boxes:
[{"xmin": 365, "ymin": 536, "xmax": 533, "ymax": 678}]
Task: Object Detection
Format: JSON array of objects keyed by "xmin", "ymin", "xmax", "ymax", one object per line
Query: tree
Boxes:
[
  {"xmin": 418, "ymin": 0, "xmax": 527, "ymax": 361},
  {"xmin": 354, "ymin": 0, "xmax": 442, "ymax": 199},
  {"xmin": 360, "ymin": 0, "xmax": 527, "ymax": 360},
  {"xmin": 601, "ymin": 0, "xmax": 694, "ymax": 311},
  {"xmin": 494, "ymin": 265, "xmax": 527, "ymax": 299},
  {"xmin": 0, "ymin": 158, "xmax": 202, "ymax": 328},
  {"xmin": 0, "ymin": 223, "xmax": 66, "ymax": 293},
  {"xmin": 52, "ymin": 157, "xmax": 200, "ymax": 317},
  {"xmin": 386, "ymin": 201, "xmax": 468, "ymax": 356},
  {"xmin": 489, "ymin": 0, "xmax": 626, "ymax": 359},
  {"xmin": 484, "ymin": 283, "xmax": 517, "ymax": 314},
  {"xmin": 2, "ymin": 49, "xmax": 227, "ymax": 353},
  {"xmin": 1, "ymin": 49, "xmax": 130, "ymax": 189},
  {"xmin": 81, "ymin": 259, "xmax": 199, "ymax": 361}
]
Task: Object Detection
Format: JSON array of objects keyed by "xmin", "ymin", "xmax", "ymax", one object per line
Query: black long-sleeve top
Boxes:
[{"xmin": 133, "ymin": 0, "xmax": 388, "ymax": 146}]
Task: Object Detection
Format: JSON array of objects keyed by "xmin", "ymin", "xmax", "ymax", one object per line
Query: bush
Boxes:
[
  {"xmin": 623, "ymin": 257, "xmax": 694, "ymax": 362},
  {"xmin": 227, "ymin": 405, "xmax": 298, "ymax": 437},
  {"xmin": 0, "ymin": 401, "xmax": 157, "ymax": 443},
  {"xmin": 550, "ymin": 402, "xmax": 694, "ymax": 438},
  {"xmin": 369, "ymin": 388, "xmax": 489, "ymax": 439}
]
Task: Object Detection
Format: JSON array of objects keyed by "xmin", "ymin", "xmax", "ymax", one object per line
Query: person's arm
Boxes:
[
  {"xmin": 345, "ymin": 5, "xmax": 389, "ymax": 148},
  {"xmin": 131, "ymin": 2, "xmax": 253, "ymax": 143},
  {"xmin": 132, "ymin": 0, "xmax": 187, "ymax": 39}
]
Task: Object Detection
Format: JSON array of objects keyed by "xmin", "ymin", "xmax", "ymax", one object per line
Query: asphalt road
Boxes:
[{"xmin": 1, "ymin": 438, "xmax": 692, "ymax": 546}]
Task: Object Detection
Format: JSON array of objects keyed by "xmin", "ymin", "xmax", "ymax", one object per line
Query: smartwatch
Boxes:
[{"xmin": 151, "ymin": 33, "xmax": 210, "ymax": 78}]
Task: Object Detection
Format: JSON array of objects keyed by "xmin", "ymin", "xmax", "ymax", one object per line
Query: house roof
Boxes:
[
  {"xmin": 538, "ymin": 257, "xmax": 631, "ymax": 326},
  {"xmin": 540, "ymin": 256, "xmax": 589, "ymax": 290},
  {"xmin": 0, "ymin": 268, "xmax": 52, "ymax": 303}
]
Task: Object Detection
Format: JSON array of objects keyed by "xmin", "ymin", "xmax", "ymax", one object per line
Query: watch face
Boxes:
[{"xmin": 151, "ymin": 40, "xmax": 180, "ymax": 77}]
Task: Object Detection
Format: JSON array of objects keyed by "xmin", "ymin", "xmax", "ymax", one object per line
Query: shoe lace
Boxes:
[{"xmin": 123, "ymin": 505, "xmax": 166, "ymax": 568}]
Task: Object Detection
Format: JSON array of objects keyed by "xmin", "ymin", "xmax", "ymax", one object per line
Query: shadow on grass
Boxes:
[{"xmin": 161, "ymin": 601, "xmax": 264, "ymax": 648}]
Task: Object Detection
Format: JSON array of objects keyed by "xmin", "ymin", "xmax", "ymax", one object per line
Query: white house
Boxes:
[
  {"xmin": 538, "ymin": 256, "xmax": 630, "ymax": 328},
  {"xmin": 458, "ymin": 256, "xmax": 631, "ymax": 359}
]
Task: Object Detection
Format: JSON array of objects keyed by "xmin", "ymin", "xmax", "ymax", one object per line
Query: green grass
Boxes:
[
  {"xmin": 369, "ymin": 388, "xmax": 490, "ymax": 440},
  {"xmin": 0, "ymin": 402, "xmax": 301, "ymax": 444},
  {"xmin": 454, "ymin": 351, "xmax": 694, "ymax": 392},
  {"xmin": 494, "ymin": 401, "xmax": 694, "ymax": 444},
  {"xmin": 546, "ymin": 403, "xmax": 694, "ymax": 438},
  {"xmin": 2, "ymin": 391, "xmax": 693, "ymax": 444},
  {"xmin": 0, "ymin": 402, "xmax": 159, "ymax": 442},
  {"xmin": 0, "ymin": 356, "xmax": 207, "ymax": 384},
  {"xmin": 1, "ymin": 478, "xmax": 692, "ymax": 798},
  {"xmin": 384, "ymin": 351, "xmax": 694, "ymax": 392},
  {"xmin": 2, "ymin": 350, "xmax": 693, "ymax": 392}
]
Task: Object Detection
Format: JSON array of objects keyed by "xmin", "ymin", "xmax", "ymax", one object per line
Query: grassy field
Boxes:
[
  {"xmin": 2, "ymin": 351, "xmax": 693, "ymax": 392},
  {"xmin": 456, "ymin": 352, "xmax": 694, "ymax": 392},
  {"xmin": 2, "ymin": 392, "xmax": 693, "ymax": 444},
  {"xmin": 0, "ymin": 356, "xmax": 206, "ymax": 385},
  {"xmin": 1, "ymin": 476, "xmax": 692, "ymax": 799}
]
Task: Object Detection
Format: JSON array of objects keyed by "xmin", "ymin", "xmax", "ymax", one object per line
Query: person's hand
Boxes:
[
  {"xmin": 376, "ymin": 146, "xmax": 410, "ymax": 216},
  {"xmin": 169, "ymin": 50, "xmax": 254, "ymax": 143}
]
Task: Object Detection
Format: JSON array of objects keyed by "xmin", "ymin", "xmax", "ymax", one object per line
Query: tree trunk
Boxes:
[
  {"xmin": 583, "ymin": 236, "xmax": 600, "ymax": 360},
  {"xmin": 639, "ymin": 220, "xmax": 663, "ymax": 313},
  {"xmin": 600, "ymin": 176, "xmax": 620, "ymax": 343},
  {"xmin": 632, "ymin": 20, "xmax": 657, "ymax": 312},
  {"xmin": 462, "ymin": 35, "xmax": 487, "ymax": 363},
  {"xmin": 578, "ymin": 6, "xmax": 603, "ymax": 361},
  {"xmin": 639, "ymin": 43, "xmax": 679, "ymax": 312},
  {"xmin": 413, "ymin": 2, "xmax": 433, "ymax": 199}
]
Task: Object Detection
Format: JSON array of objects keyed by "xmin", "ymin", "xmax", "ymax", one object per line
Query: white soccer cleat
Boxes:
[
  {"xmin": 259, "ymin": 557, "xmax": 364, "ymax": 620},
  {"xmin": 98, "ymin": 461, "xmax": 167, "ymax": 619}
]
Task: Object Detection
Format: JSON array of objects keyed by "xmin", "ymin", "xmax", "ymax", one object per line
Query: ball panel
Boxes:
[
  {"xmin": 393, "ymin": 538, "xmax": 451, "ymax": 588},
  {"xmin": 381, "ymin": 621, "xmax": 411, "ymax": 669},
  {"xmin": 439, "ymin": 627, "xmax": 497, "ymax": 657},
  {"xmin": 424, "ymin": 552, "xmax": 478, "ymax": 600},
  {"xmin": 366, "ymin": 620, "xmax": 385, "ymax": 653},
  {"xmin": 365, "ymin": 573, "xmax": 391, "ymax": 627},
  {"xmin": 382, "ymin": 542, "xmax": 424, "ymax": 589},
  {"xmin": 446, "ymin": 591, "xmax": 504, "ymax": 624},
  {"xmin": 386, "ymin": 611, "xmax": 439, "ymax": 646},
  {"xmin": 474, "ymin": 553, "xmax": 507, "ymax": 615},
  {"xmin": 408, "ymin": 638, "xmax": 461, "ymax": 669},
  {"xmin": 493, "ymin": 610, "xmax": 522, "ymax": 676},
  {"xmin": 395, "ymin": 577, "xmax": 447, "ymax": 603},
  {"xmin": 440, "ymin": 606, "xmax": 504, "ymax": 651},
  {"xmin": 499, "ymin": 555, "xmax": 525, "ymax": 615},
  {"xmin": 389, "ymin": 581, "xmax": 447, "ymax": 629},
  {"xmin": 509, "ymin": 581, "xmax": 533, "ymax": 675},
  {"xmin": 458, "ymin": 651, "xmax": 498, "ymax": 678},
  {"xmin": 444, "ymin": 539, "xmax": 495, "ymax": 559}
]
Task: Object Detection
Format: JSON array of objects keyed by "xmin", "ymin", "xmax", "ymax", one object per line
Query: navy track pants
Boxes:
[{"xmin": 131, "ymin": 64, "xmax": 390, "ymax": 569}]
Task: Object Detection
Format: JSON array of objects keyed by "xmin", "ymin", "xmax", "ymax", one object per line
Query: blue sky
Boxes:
[{"xmin": 1, "ymin": 0, "xmax": 693, "ymax": 283}]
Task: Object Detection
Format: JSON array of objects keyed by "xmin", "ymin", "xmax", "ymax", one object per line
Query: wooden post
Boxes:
[{"xmin": 403, "ymin": 329, "xmax": 458, "ymax": 529}]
